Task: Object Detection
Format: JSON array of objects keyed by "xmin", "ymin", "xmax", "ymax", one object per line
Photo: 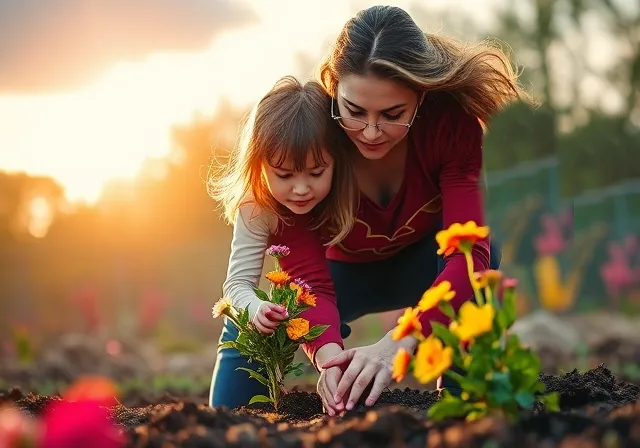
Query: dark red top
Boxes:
[{"xmin": 269, "ymin": 94, "xmax": 491, "ymax": 363}]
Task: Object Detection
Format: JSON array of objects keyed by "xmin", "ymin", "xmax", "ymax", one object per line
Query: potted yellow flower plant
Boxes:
[
  {"xmin": 212, "ymin": 245, "xmax": 328, "ymax": 410},
  {"xmin": 391, "ymin": 222, "xmax": 560, "ymax": 421}
]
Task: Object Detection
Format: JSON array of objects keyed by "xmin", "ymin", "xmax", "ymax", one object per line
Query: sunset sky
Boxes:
[{"xmin": 0, "ymin": 0, "xmax": 624, "ymax": 204}]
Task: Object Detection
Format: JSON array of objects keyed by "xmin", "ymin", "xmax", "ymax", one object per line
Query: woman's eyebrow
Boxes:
[{"xmin": 342, "ymin": 97, "xmax": 407, "ymax": 112}]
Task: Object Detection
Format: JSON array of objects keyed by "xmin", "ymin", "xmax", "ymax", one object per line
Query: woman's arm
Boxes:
[{"xmin": 418, "ymin": 103, "xmax": 491, "ymax": 330}]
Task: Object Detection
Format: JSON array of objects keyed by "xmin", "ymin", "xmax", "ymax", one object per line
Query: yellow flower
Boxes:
[
  {"xmin": 391, "ymin": 308, "xmax": 422, "ymax": 341},
  {"xmin": 416, "ymin": 281, "xmax": 456, "ymax": 312},
  {"xmin": 436, "ymin": 221, "xmax": 490, "ymax": 256},
  {"xmin": 449, "ymin": 302, "xmax": 495, "ymax": 342},
  {"xmin": 474, "ymin": 270, "xmax": 503, "ymax": 289},
  {"xmin": 413, "ymin": 336, "xmax": 453, "ymax": 384},
  {"xmin": 211, "ymin": 297, "xmax": 231, "ymax": 319},
  {"xmin": 265, "ymin": 270, "xmax": 291, "ymax": 286},
  {"xmin": 392, "ymin": 348, "xmax": 412, "ymax": 382},
  {"xmin": 286, "ymin": 318, "xmax": 310, "ymax": 340}
]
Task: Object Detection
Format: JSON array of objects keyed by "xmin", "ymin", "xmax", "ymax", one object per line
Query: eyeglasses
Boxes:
[{"xmin": 330, "ymin": 97, "xmax": 421, "ymax": 133}]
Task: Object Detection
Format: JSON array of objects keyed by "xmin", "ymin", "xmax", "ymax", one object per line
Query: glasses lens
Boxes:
[
  {"xmin": 378, "ymin": 122, "xmax": 408, "ymax": 134},
  {"xmin": 337, "ymin": 117, "xmax": 366, "ymax": 131}
]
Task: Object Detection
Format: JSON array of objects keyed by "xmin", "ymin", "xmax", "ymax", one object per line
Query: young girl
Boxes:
[{"xmin": 208, "ymin": 76, "xmax": 355, "ymax": 406}]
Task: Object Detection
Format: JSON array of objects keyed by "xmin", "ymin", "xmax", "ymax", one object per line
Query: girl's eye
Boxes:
[
  {"xmin": 275, "ymin": 173, "xmax": 291, "ymax": 179},
  {"xmin": 383, "ymin": 112, "xmax": 404, "ymax": 121},
  {"xmin": 310, "ymin": 170, "xmax": 325, "ymax": 178}
]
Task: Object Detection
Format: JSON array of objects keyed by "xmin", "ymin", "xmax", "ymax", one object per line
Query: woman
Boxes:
[{"xmin": 209, "ymin": 5, "xmax": 531, "ymax": 414}]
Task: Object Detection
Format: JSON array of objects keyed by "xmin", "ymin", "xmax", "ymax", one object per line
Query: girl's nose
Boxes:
[{"xmin": 293, "ymin": 182, "xmax": 310, "ymax": 196}]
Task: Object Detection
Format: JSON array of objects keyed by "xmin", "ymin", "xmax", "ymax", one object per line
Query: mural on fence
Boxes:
[{"xmin": 486, "ymin": 158, "xmax": 640, "ymax": 315}]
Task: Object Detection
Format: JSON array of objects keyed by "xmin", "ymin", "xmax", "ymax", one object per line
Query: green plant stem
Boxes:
[{"xmin": 463, "ymin": 251, "xmax": 484, "ymax": 305}]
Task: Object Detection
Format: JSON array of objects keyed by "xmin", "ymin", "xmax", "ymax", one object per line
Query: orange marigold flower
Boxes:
[
  {"xmin": 413, "ymin": 336, "xmax": 453, "ymax": 384},
  {"xmin": 391, "ymin": 308, "xmax": 422, "ymax": 341},
  {"xmin": 299, "ymin": 292, "xmax": 316, "ymax": 307},
  {"xmin": 474, "ymin": 269, "xmax": 503, "ymax": 289},
  {"xmin": 290, "ymin": 283, "xmax": 317, "ymax": 307},
  {"xmin": 265, "ymin": 270, "xmax": 291, "ymax": 286},
  {"xmin": 416, "ymin": 281, "xmax": 456, "ymax": 312},
  {"xmin": 286, "ymin": 318, "xmax": 310, "ymax": 340},
  {"xmin": 436, "ymin": 221, "xmax": 490, "ymax": 256},
  {"xmin": 392, "ymin": 348, "xmax": 412, "ymax": 382},
  {"xmin": 63, "ymin": 375, "xmax": 121, "ymax": 407}
]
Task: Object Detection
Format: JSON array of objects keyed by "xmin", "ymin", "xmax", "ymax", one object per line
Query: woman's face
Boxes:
[{"xmin": 335, "ymin": 74, "xmax": 422, "ymax": 160}]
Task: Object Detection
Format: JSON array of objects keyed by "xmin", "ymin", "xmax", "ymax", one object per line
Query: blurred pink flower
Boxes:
[
  {"xmin": 40, "ymin": 400, "xmax": 124, "ymax": 448},
  {"xmin": 0, "ymin": 405, "xmax": 38, "ymax": 448},
  {"xmin": 105, "ymin": 339, "xmax": 122, "ymax": 357}
]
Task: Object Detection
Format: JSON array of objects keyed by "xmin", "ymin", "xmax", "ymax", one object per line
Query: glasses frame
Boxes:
[{"xmin": 330, "ymin": 95, "xmax": 423, "ymax": 132}]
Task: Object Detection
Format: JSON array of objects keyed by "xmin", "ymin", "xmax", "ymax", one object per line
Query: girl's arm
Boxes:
[
  {"xmin": 269, "ymin": 215, "xmax": 344, "ymax": 367},
  {"xmin": 222, "ymin": 204, "xmax": 274, "ymax": 320}
]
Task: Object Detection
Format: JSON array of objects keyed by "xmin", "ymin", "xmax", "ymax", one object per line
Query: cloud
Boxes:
[{"xmin": 0, "ymin": 0, "xmax": 257, "ymax": 93}]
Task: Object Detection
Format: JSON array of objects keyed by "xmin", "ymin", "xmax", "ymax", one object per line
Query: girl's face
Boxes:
[
  {"xmin": 262, "ymin": 148, "xmax": 334, "ymax": 215},
  {"xmin": 334, "ymin": 74, "xmax": 422, "ymax": 160}
]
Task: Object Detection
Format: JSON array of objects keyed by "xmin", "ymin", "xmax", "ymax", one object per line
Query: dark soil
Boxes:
[{"xmin": 2, "ymin": 365, "xmax": 640, "ymax": 447}]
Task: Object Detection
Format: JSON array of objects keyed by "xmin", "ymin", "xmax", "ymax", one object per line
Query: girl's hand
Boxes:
[{"xmin": 251, "ymin": 302, "xmax": 288, "ymax": 334}]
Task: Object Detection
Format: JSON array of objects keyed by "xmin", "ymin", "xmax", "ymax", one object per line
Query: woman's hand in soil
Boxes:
[
  {"xmin": 251, "ymin": 302, "xmax": 288, "ymax": 334},
  {"xmin": 321, "ymin": 331, "xmax": 418, "ymax": 411}
]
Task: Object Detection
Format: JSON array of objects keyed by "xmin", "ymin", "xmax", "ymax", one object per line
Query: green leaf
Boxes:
[
  {"xmin": 276, "ymin": 326, "xmax": 287, "ymax": 348},
  {"xmin": 502, "ymin": 289, "xmax": 517, "ymax": 328},
  {"xmin": 488, "ymin": 371, "xmax": 513, "ymax": 405},
  {"xmin": 514, "ymin": 391, "xmax": 535, "ymax": 409},
  {"xmin": 248, "ymin": 394, "xmax": 272, "ymax": 405},
  {"xmin": 496, "ymin": 309, "xmax": 509, "ymax": 333},
  {"xmin": 427, "ymin": 395, "xmax": 466, "ymax": 420},
  {"xmin": 218, "ymin": 341, "xmax": 237, "ymax": 351},
  {"xmin": 239, "ymin": 307, "xmax": 250, "ymax": 327},
  {"xmin": 304, "ymin": 324, "xmax": 329, "ymax": 341},
  {"xmin": 538, "ymin": 391, "xmax": 560, "ymax": 412},
  {"xmin": 236, "ymin": 367, "xmax": 269, "ymax": 386},
  {"xmin": 456, "ymin": 377, "xmax": 487, "ymax": 396},
  {"xmin": 438, "ymin": 300, "xmax": 456, "ymax": 320},
  {"xmin": 285, "ymin": 362, "xmax": 304, "ymax": 373},
  {"xmin": 254, "ymin": 288, "xmax": 270, "ymax": 302},
  {"xmin": 237, "ymin": 332, "xmax": 250, "ymax": 346},
  {"xmin": 430, "ymin": 322, "xmax": 460, "ymax": 348}
]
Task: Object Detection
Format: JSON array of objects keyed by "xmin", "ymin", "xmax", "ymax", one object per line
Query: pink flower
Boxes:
[
  {"xmin": 266, "ymin": 245, "xmax": 290, "ymax": 258},
  {"xmin": 292, "ymin": 278, "xmax": 312, "ymax": 292},
  {"xmin": 40, "ymin": 400, "xmax": 124, "ymax": 448},
  {"xmin": 0, "ymin": 405, "xmax": 38, "ymax": 448}
]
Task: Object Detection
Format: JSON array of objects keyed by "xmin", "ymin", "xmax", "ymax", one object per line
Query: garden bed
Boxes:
[{"xmin": 2, "ymin": 365, "xmax": 639, "ymax": 447}]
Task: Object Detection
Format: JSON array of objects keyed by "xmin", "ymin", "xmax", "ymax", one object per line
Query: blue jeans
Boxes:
[{"xmin": 209, "ymin": 232, "xmax": 501, "ymax": 408}]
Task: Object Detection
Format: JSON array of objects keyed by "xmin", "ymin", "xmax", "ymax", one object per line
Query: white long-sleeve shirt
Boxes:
[{"xmin": 221, "ymin": 206, "xmax": 275, "ymax": 318}]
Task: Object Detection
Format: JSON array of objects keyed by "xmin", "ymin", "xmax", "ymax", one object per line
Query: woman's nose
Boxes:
[{"xmin": 362, "ymin": 123, "xmax": 382, "ymax": 141}]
